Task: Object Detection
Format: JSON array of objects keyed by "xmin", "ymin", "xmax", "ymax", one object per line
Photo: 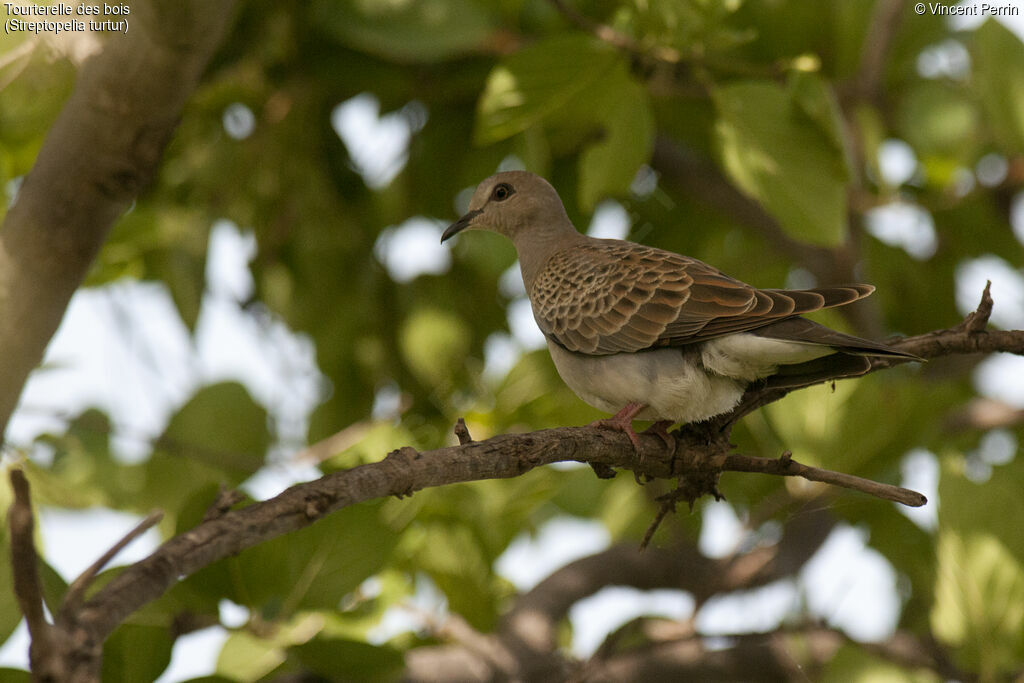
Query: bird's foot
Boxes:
[
  {"xmin": 643, "ymin": 420, "xmax": 676, "ymax": 453},
  {"xmin": 590, "ymin": 403, "xmax": 651, "ymax": 484},
  {"xmin": 589, "ymin": 402, "xmax": 646, "ymax": 453}
]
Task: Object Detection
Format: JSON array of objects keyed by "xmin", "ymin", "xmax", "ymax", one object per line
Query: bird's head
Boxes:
[{"xmin": 441, "ymin": 171, "xmax": 573, "ymax": 245}]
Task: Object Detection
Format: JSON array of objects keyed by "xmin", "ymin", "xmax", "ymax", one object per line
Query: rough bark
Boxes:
[{"xmin": 0, "ymin": 0, "xmax": 239, "ymax": 440}]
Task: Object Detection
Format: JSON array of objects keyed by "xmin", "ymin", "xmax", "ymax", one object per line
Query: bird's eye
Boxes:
[{"xmin": 491, "ymin": 183, "xmax": 514, "ymax": 201}]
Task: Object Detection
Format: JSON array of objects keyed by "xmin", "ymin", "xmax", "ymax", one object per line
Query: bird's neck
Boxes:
[{"xmin": 515, "ymin": 224, "xmax": 588, "ymax": 293}]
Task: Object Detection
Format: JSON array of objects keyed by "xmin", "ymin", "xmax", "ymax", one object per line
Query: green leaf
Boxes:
[
  {"xmin": 972, "ymin": 19, "xmax": 1024, "ymax": 153},
  {"xmin": 787, "ymin": 71, "xmax": 849, "ymax": 161},
  {"xmin": 0, "ymin": 669, "xmax": 32, "ymax": 683},
  {"xmin": 399, "ymin": 307, "xmax": 471, "ymax": 387},
  {"xmin": 39, "ymin": 560, "xmax": 69, "ymax": 618},
  {"xmin": 156, "ymin": 381, "xmax": 269, "ymax": 477},
  {"xmin": 291, "ymin": 637, "xmax": 403, "ymax": 681},
  {"xmin": 896, "ymin": 81, "xmax": 978, "ymax": 161},
  {"xmin": 193, "ymin": 501, "xmax": 397, "ymax": 615},
  {"xmin": 931, "ymin": 454, "xmax": 1024, "ymax": 676},
  {"xmin": 312, "ymin": 0, "xmax": 494, "ymax": 63},
  {"xmin": 216, "ymin": 630, "xmax": 286, "ymax": 682},
  {"xmin": 141, "ymin": 383, "xmax": 269, "ymax": 525},
  {"xmin": 475, "ymin": 35, "xmax": 652, "ymax": 208},
  {"xmin": 930, "ymin": 529, "xmax": 1024, "ymax": 678},
  {"xmin": 158, "ymin": 247, "xmax": 206, "ymax": 332},
  {"xmin": 712, "ymin": 79, "xmax": 849, "ymax": 246},
  {"xmin": 821, "ymin": 643, "xmax": 941, "ymax": 682},
  {"xmin": 578, "ymin": 76, "xmax": 654, "ymax": 210},
  {"xmin": 475, "ymin": 35, "xmax": 621, "ymax": 145},
  {"xmin": 398, "ymin": 518, "xmax": 501, "ymax": 629},
  {"xmin": 939, "ymin": 452, "xmax": 1024, "ymax": 569},
  {"xmin": 216, "ymin": 613, "xmax": 327, "ymax": 680},
  {"xmin": 101, "ymin": 624, "xmax": 174, "ymax": 683},
  {"xmin": 91, "ymin": 207, "xmax": 209, "ymax": 331}
]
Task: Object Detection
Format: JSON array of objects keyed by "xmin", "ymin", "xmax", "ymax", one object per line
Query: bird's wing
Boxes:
[{"xmin": 529, "ymin": 240, "xmax": 874, "ymax": 355}]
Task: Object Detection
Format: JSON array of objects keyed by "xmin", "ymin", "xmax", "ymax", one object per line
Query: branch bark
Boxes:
[
  {"xmin": 0, "ymin": 0, "xmax": 239, "ymax": 440},
  {"xmin": 6, "ymin": 470, "xmax": 55, "ymax": 679},
  {"xmin": 582, "ymin": 622, "xmax": 974, "ymax": 682}
]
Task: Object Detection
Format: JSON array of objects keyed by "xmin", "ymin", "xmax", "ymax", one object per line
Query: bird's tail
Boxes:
[{"xmin": 753, "ymin": 317, "xmax": 922, "ymax": 360}]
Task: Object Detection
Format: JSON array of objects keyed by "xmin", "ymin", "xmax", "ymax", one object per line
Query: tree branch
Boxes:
[
  {"xmin": 62, "ymin": 510, "xmax": 163, "ymax": 614},
  {"xmin": 7, "ymin": 469, "xmax": 56, "ymax": 678},
  {"xmin": 851, "ymin": 0, "xmax": 905, "ymax": 103},
  {"xmin": 720, "ymin": 282, "xmax": 1013, "ymax": 426},
  {"xmin": 501, "ymin": 503, "xmax": 832, "ymax": 653},
  {"xmin": 0, "ymin": 0, "xmax": 239, "ymax": 440},
  {"xmin": 409, "ymin": 503, "xmax": 834, "ymax": 681},
  {"xmin": 11, "ymin": 281, "xmax": 1022, "ymax": 677},
  {"xmin": 547, "ymin": 0, "xmax": 682, "ymax": 64},
  {"xmin": 583, "ymin": 622, "xmax": 974, "ymax": 682},
  {"xmin": 724, "ymin": 451, "xmax": 925, "ymax": 506}
]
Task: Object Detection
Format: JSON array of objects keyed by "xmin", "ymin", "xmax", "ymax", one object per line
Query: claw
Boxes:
[
  {"xmin": 643, "ymin": 420, "xmax": 676, "ymax": 452},
  {"xmin": 589, "ymin": 402, "xmax": 645, "ymax": 452}
]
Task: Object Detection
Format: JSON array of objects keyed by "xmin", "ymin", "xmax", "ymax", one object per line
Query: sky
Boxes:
[{"xmin": 3, "ymin": 6, "xmax": 1024, "ymax": 678}]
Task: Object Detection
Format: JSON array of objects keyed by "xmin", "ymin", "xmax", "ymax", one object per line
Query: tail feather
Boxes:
[{"xmin": 753, "ymin": 317, "xmax": 921, "ymax": 360}]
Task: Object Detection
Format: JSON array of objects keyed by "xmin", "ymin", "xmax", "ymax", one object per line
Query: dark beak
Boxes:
[{"xmin": 441, "ymin": 209, "xmax": 482, "ymax": 243}]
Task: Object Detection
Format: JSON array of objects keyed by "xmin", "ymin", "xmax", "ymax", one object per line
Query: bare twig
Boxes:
[
  {"xmin": 723, "ymin": 451, "xmax": 926, "ymax": 507},
  {"xmin": 547, "ymin": 0, "xmax": 681, "ymax": 63},
  {"xmin": 62, "ymin": 510, "xmax": 164, "ymax": 614},
  {"xmin": 959, "ymin": 281, "xmax": 993, "ymax": 333},
  {"xmin": 415, "ymin": 610, "xmax": 519, "ymax": 676},
  {"xmin": 203, "ymin": 487, "xmax": 247, "ymax": 522},
  {"xmin": 7, "ymin": 469, "xmax": 53, "ymax": 660},
  {"xmin": 640, "ymin": 497, "xmax": 676, "ymax": 551},
  {"xmin": 289, "ymin": 421, "xmax": 373, "ymax": 464},
  {"xmin": 853, "ymin": 0, "xmax": 905, "ymax": 101},
  {"xmin": 454, "ymin": 418, "xmax": 473, "ymax": 445},
  {"xmin": 640, "ymin": 476, "xmax": 725, "ymax": 550}
]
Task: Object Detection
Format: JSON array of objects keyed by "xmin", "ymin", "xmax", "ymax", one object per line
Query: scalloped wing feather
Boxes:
[{"xmin": 530, "ymin": 240, "xmax": 877, "ymax": 355}]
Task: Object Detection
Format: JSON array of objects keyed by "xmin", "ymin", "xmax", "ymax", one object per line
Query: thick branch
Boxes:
[
  {"xmin": 500, "ymin": 503, "xmax": 832, "ymax": 653},
  {"xmin": 585, "ymin": 622, "xmax": 973, "ymax": 682},
  {"xmin": 0, "ymin": 0, "xmax": 239, "ymax": 440},
  {"xmin": 40, "ymin": 423, "xmax": 884, "ymax": 678},
  {"xmin": 7, "ymin": 469, "xmax": 54, "ymax": 676}
]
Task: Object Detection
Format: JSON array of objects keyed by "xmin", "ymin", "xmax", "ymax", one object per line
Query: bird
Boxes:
[{"xmin": 441, "ymin": 171, "xmax": 919, "ymax": 450}]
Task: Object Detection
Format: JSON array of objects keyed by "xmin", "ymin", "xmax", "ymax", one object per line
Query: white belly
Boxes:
[
  {"xmin": 545, "ymin": 333, "xmax": 835, "ymax": 424},
  {"xmin": 546, "ymin": 340, "xmax": 745, "ymax": 423}
]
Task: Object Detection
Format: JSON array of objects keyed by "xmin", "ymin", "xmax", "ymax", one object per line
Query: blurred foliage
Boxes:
[{"xmin": 2, "ymin": 0, "xmax": 1024, "ymax": 680}]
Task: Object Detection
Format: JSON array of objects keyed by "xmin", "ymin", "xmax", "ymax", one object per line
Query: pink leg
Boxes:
[
  {"xmin": 589, "ymin": 402, "xmax": 646, "ymax": 451},
  {"xmin": 643, "ymin": 420, "xmax": 676, "ymax": 451}
]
